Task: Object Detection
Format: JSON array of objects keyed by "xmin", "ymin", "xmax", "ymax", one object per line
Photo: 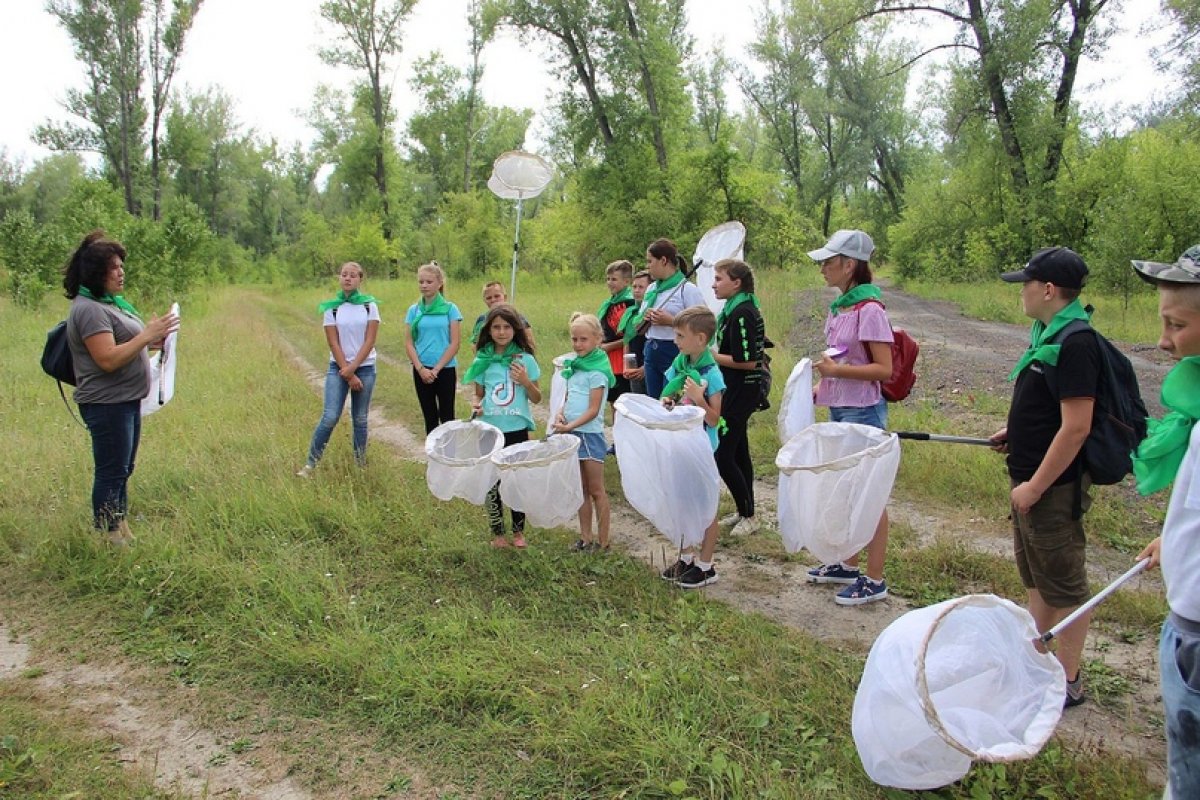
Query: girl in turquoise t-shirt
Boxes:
[
  {"xmin": 404, "ymin": 262, "xmax": 463, "ymax": 434},
  {"xmin": 466, "ymin": 304, "xmax": 542, "ymax": 549},
  {"xmin": 554, "ymin": 312, "xmax": 615, "ymax": 551}
]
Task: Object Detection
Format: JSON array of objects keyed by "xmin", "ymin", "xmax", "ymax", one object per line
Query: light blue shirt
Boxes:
[
  {"xmin": 405, "ymin": 301, "xmax": 463, "ymax": 367},
  {"xmin": 474, "ymin": 353, "xmax": 541, "ymax": 432},
  {"xmin": 563, "ymin": 368, "xmax": 610, "ymax": 434},
  {"xmin": 663, "ymin": 361, "xmax": 726, "ymax": 451}
]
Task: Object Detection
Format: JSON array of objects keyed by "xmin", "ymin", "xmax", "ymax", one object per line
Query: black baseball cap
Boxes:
[{"xmin": 1000, "ymin": 247, "xmax": 1089, "ymax": 289}]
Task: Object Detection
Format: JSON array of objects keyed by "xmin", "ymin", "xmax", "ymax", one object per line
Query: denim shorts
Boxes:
[
  {"xmin": 573, "ymin": 431, "xmax": 607, "ymax": 462},
  {"xmin": 829, "ymin": 398, "xmax": 889, "ymax": 430}
]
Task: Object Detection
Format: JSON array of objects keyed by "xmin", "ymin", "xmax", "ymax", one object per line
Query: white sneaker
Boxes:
[
  {"xmin": 296, "ymin": 465, "xmax": 314, "ymax": 478},
  {"xmin": 731, "ymin": 516, "xmax": 761, "ymax": 536},
  {"xmin": 719, "ymin": 512, "xmax": 742, "ymax": 528}
]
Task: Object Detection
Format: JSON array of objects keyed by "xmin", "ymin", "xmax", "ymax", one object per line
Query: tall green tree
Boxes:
[
  {"xmin": 319, "ymin": 0, "xmax": 419, "ymax": 241},
  {"xmin": 37, "ymin": 0, "xmax": 202, "ymax": 217}
]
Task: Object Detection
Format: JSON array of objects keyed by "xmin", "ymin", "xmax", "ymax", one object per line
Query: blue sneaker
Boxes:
[
  {"xmin": 806, "ymin": 563, "xmax": 860, "ymax": 585},
  {"xmin": 834, "ymin": 576, "xmax": 888, "ymax": 606}
]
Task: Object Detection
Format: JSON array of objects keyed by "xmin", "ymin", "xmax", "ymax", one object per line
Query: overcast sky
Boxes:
[{"xmin": 3, "ymin": 0, "xmax": 1179, "ymax": 168}]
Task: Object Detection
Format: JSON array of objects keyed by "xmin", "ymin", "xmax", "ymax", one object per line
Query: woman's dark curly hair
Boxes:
[{"xmin": 62, "ymin": 230, "xmax": 126, "ymax": 299}]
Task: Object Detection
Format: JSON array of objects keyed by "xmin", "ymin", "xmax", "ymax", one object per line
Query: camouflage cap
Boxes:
[{"xmin": 1131, "ymin": 245, "xmax": 1200, "ymax": 285}]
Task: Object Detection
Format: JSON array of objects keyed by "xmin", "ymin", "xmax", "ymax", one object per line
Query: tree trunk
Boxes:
[
  {"xmin": 559, "ymin": 26, "xmax": 615, "ymax": 148},
  {"xmin": 966, "ymin": 0, "xmax": 1028, "ymax": 192},
  {"xmin": 370, "ymin": 65, "xmax": 393, "ymax": 241},
  {"xmin": 1043, "ymin": 0, "xmax": 1104, "ymax": 183},
  {"xmin": 620, "ymin": 0, "xmax": 668, "ymax": 171}
]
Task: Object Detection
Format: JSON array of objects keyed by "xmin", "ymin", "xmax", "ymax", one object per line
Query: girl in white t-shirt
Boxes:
[
  {"xmin": 466, "ymin": 304, "xmax": 542, "ymax": 549},
  {"xmin": 298, "ymin": 262, "xmax": 381, "ymax": 475},
  {"xmin": 554, "ymin": 313, "xmax": 615, "ymax": 551}
]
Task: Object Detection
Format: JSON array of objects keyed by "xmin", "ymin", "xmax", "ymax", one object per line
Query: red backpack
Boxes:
[{"xmin": 851, "ymin": 299, "xmax": 919, "ymax": 402}]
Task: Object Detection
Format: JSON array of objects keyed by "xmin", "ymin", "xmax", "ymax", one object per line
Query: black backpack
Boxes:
[
  {"xmin": 41, "ymin": 321, "xmax": 76, "ymax": 385},
  {"xmin": 1043, "ymin": 318, "xmax": 1149, "ymax": 485}
]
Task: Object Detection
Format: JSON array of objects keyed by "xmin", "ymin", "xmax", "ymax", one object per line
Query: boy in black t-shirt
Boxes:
[{"xmin": 989, "ymin": 247, "xmax": 1101, "ymax": 709}]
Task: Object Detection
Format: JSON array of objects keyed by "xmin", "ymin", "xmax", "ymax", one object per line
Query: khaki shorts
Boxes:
[{"xmin": 1011, "ymin": 478, "xmax": 1092, "ymax": 608}]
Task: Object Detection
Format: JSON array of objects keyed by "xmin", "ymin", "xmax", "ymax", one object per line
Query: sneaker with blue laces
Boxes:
[
  {"xmin": 806, "ymin": 563, "xmax": 861, "ymax": 585},
  {"xmin": 834, "ymin": 576, "xmax": 888, "ymax": 606}
]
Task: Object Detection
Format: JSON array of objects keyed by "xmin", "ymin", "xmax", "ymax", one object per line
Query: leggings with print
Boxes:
[{"xmin": 486, "ymin": 429, "xmax": 529, "ymax": 535}]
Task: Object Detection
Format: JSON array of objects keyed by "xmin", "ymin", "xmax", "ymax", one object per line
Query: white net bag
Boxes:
[
  {"xmin": 612, "ymin": 394, "xmax": 718, "ymax": 549},
  {"xmin": 853, "ymin": 594, "xmax": 1065, "ymax": 790},
  {"xmin": 545, "ymin": 352, "xmax": 572, "ymax": 434},
  {"xmin": 775, "ymin": 422, "xmax": 899, "ymax": 562},
  {"xmin": 424, "ymin": 420, "xmax": 505, "ymax": 505},
  {"xmin": 491, "ymin": 434, "xmax": 582, "ymax": 528},
  {"xmin": 776, "ymin": 358, "xmax": 814, "ymax": 444}
]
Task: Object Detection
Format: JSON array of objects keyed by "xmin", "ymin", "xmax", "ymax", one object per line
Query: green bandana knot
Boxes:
[
  {"xmin": 629, "ymin": 270, "xmax": 686, "ymax": 332},
  {"xmin": 78, "ymin": 286, "xmax": 141, "ymax": 321},
  {"xmin": 463, "ymin": 342, "xmax": 523, "ymax": 384},
  {"xmin": 561, "ymin": 348, "xmax": 616, "ymax": 388},
  {"xmin": 598, "ymin": 287, "xmax": 633, "ymax": 324},
  {"xmin": 716, "ymin": 292, "xmax": 760, "ymax": 341},
  {"xmin": 661, "ymin": 350, "xmax": 718, "ymax": 398},
  {"xmin": 1133, "ymin": 356, "xmax": 1200, "ymax": 495},
  {"xmin": 410, "ymin": 293, "xmax": 450, "ymax": 337},
  {"xmin": 318, "ymin": 289, "xmax": 377, "ymax": 314},
  {"xmin": 829, "ymin": 284, "xmax": 882, "ymax": 315},
  {"xmin": 1007, "ymin": 299, "xmax": 1091, "ymax": 381}
]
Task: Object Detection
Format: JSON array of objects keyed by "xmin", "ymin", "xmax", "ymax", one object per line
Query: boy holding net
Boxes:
[
  {"xmin": 1129, "ymin": 247, "xmax": 1200, "ymax": 799},
  {"xmin": 658, "ymin": 306, "xmax": 726, "ymax": 589}
]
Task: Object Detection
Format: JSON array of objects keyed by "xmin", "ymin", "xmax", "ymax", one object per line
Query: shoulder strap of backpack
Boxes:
[
  {"xmin": 1043, "ymin": 319, "xmax": 1116, "ymax": 411},
  {"xmin": 58, "ymin": 380, "xmax": 85, "ymax": 429}
]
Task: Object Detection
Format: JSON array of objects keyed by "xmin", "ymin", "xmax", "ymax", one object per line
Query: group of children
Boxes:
[{"xmin": 295, "ymin": 237, "xmax": 1200, "ymax": 794}]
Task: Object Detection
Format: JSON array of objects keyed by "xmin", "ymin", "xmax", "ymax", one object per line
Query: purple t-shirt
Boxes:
[{"xmin": 815, "ymin": 301, "xmax": 894, "ymax": 408}]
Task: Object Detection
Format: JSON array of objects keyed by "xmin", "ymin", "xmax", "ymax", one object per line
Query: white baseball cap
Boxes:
[{"xmin": 807, "ymin": 229, "xmax": 875, "ymax": 262}]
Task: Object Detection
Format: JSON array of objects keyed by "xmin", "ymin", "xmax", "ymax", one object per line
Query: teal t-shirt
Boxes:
[
  {"xmin": 563, "ymin": 369, "xmax": 610, "ymax": 434},
  {"xmin": 474, "ymin": 352, "xmax": 541, "ymax": 432},
  {"xmin": 406, "ymin": 301, "xmax": 464, "ymax": 367},
  {"xmin": 663, "ymin": 362, "xmax": 726, "ymax": 451}
]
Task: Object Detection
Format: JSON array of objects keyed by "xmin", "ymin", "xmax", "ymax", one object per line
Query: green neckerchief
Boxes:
[
  {"xmin": 662, "ymin": 349, "xmax": 727, "ymax": 435},
  {"xmin": 318, "ymin": 289, "xmax": 377, "ymax": 314},
  {"xmin": 561, "ymin": 348, "xmax": 615, "ymax": 388},
  {"xmin": 618, "ymin": 305, "xmax": 639, "ymax": 344},
  {"xmin": 463, "ymin": 342, "xmax": 524, "ymax": 385},
  {"xmin": 1133, "ymin": 356, "xmax": 1200, "ymax": 496},
  {"xmin": 1007, "ymin": 299, "xmax": 1092, "ymax": 380},
  {"xmin": 629, "ymin": 269, "xmax": 686, "ymax": 331},
  {"xmin": 78, "ymin": 286, "xmax": 141, "ymax": 321},
  {"xmin": 410, "ymin": 293, "xmax": 450, "ymax": 337},
  {"xmin": 598, "ymin": 287, "xmax": 633, "ymax": 326},
  {"xmin": 661, "ymin": 349, "xmax": 718, "ymax": 399},
  {"xmin": 829, "ymin": 283, "xmax": 882, "ymax": 315},
  {"xmin": 716, "ymin": 292, "xmax": 759, "ymax": 342}
]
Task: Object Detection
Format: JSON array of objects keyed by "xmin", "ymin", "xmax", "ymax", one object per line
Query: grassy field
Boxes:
[{"xmin": 0, "ymin": 271, "xmax": 1164, "ymax": 798}]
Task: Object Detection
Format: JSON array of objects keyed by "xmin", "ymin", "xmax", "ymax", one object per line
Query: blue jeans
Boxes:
[
  {"xmin": 1161, "ymin": 616, "xmax": 1200, "ymax": 798},
  {"xmin": 829, "ymin": 398, "xmax": 889, "ymax": 430},
  {"xmin": 642, "ymin": 338, "xmax": 679, "ymax": 399},
  {"xmin": 79, "ymin": 400, "xmax": 141, "ymax": 532},
  {"xmin": 307, "ymin": 363, "xmax": 376, "ymax": 466}
]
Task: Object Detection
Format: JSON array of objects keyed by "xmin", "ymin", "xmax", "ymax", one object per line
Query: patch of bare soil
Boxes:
[{"xmin": 0, "ymin": 619, "xmax": 447, "ymax": 800}]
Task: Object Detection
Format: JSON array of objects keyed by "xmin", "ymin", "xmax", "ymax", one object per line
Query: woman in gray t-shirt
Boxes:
[{"xmin": 64, "ymin": 231, "xmax": 179, "ymax": 546}]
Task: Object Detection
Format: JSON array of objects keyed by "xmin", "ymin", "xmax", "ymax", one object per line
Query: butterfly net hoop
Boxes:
[
  {"xmin": 774, "ymin": 422, "xmax": 899, "ymax": 562},
  {"xmin": 692, "ymin": 221, "xmax": 746, "ymax": 315},
  {"xmin": 425, "ymin": 420, "xmax": 507, "ymax": 505},
  {"xmin": 491, "ymin": 435, "xmax": 582, "ymax": 529},
  {"xmin": 852, "ymin": 594, "xmax": 1065, "ymax": 790}
]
